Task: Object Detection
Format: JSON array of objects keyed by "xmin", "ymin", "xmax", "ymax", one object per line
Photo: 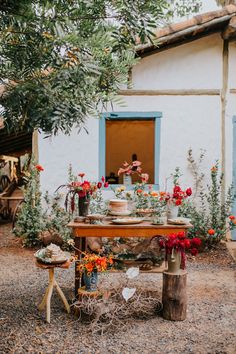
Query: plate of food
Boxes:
[
  {"xmin": 111, "ymin": 218, "xmax": 144, "ymax": 225},
  {"xmin": 167, "ymin": 218, "xmax": 190, "ymax": 225}
]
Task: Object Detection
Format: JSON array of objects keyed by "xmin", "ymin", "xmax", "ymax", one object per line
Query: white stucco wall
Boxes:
[
  {"xmin": 132, "ymin": 34, "xmax": 222, "ymax": 90},
  {"xmin": 38, "ymin": 34, "xmax": 235, "ymax": 195},
  {"xmin": 39, "ymin": 118, "xmax": 99, "ymax": 193}
]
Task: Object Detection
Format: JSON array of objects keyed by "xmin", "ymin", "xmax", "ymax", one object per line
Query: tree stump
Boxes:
[{"xmin": 162, "ymin": 270, "xmax": 187, "ymax": 321}]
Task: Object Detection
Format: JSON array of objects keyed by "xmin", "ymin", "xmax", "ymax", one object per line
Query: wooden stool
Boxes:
[{"xmin": 36, "ymin": 260, "xmax": 71, "ymax": 323}]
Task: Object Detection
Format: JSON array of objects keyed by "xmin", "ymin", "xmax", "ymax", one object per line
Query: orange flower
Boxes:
[
  {"xmin": 78, "ymin": 173, "xmax": 85, "ymax": 178},
  {"xmin": 150, "ymin": 191, "xmax": 158, "ymax": 197},
  {"xmin": 229, "ymin": 215, "xmax": 235, "ymax": 220},
  {"xmin": 211, "ymin": 166, "xmax": 217, "ymax": 173},
  {"xmin": 208, "ymin": 229, "xmax": 215, "ymax": 235},
  {"xmin": 143, "ymin": 192, "xmax": 148, "ymax": 197},
  {"xmin": 233, "ymin": 220, "xmax": 236, "ymax": 225}
]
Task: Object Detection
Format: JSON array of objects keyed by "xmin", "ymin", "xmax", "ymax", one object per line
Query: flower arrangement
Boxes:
[
  {"xmin": 165, "ymin": 185, "xmax": 192, "ymax": 206},
  {"xmin": 57, "ymin": 170, "xmax": 109, "ymax": 214},
  {"xmin": 77, "ymin": 253, "xmax": 113, "ymax": 274},
  {"xmin": 118, "ymin": 160, "xmax": 149, "ymax": 183},
  {"xmin": 159, "ymin": 232, "xmax": 202, "ymax": 269}
]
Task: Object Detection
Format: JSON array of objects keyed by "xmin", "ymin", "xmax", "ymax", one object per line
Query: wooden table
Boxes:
[{"xmin": 68, "ymin": 220, "xmax": 192, "ymax": 294}]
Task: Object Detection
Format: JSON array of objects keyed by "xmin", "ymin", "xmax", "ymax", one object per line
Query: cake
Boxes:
[
  {"xmin": 109, "ymin": 199, "xmax": 129, "ymax": 214},
  {"xmin": 45, "ymin": 243, "xmax": 67, "ymax": 262}
]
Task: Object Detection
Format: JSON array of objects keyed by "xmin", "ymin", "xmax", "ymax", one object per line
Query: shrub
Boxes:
[{"xmin": 179, "ymin": 151, "xmax": 236, "ymax": 248}]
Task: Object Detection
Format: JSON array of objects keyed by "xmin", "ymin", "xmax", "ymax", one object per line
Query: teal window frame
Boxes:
[{"xmin": 99, "ymin": 111, "xmax": 162, "ymax": 189}]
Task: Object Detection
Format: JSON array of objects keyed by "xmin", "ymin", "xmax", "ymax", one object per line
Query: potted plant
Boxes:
[
  {"xmin": 77, "ymin": 253, "xmax": 113, "ymax": 291},
  {"xmin": 159, "ymin": 232, "xmax": 201, "ymax": 273},
  {"xmin": 118, "ymin": 160, "xmax": 149, "ymax": 185}
]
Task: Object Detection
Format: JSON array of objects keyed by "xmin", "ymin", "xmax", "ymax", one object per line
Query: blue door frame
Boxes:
[
  {"xmin": 232, "ymin": 116, "xmax": 236, "ymax": 240},
  {"xmin": 99, "ymin": 111, "xmax": 162, "ymax": 188}
]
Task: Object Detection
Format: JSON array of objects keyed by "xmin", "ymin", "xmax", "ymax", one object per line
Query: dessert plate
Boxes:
[
  {"xmin": 111, "ymin": 218, "xmax": 143, "ymax": 225},
  {"xmin": 109, "ymin": 210, "xmax": 131, "ymax": 216},
  {"xmin": 167, "ymin": 218, "xmax": 190, "ymax": 225}
]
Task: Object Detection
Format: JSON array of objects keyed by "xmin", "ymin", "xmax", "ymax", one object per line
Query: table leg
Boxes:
[
  {"xmin": 46, "ymin": 268, "xmax": 54, "ymax": 323},
  {"xmin": 75, "ymin": 237, "xmax": 87, "ymax": 296}
]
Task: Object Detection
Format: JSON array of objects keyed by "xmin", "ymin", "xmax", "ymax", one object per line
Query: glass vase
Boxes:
[{"xmin": 79, "ymin": 196, "xmax": 90, "ymax": 216}]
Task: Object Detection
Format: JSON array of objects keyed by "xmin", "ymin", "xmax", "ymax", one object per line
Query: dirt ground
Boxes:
[{"xmin": 0, "ymin": 223, "xmax": 235, "ymax": 354}]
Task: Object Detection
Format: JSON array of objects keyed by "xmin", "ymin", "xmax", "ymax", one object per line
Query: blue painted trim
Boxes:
[
  {"xmin": 154, "ymin": 117, "xmax": 161, "ymax": 187},
  {"xmin": 232, "ymin": 116, "xmax": 236, "ymax": 240},
  {"xmin": 99, "ymin": 115, "xmax": 106, "ymax": 180},
  {"xmin": 103, "ymin": 111, "xmax": 162, "ymax": 119},
  {"xmin": 99, "ymin": 111, "xmax": 162, "ymax": 188}
]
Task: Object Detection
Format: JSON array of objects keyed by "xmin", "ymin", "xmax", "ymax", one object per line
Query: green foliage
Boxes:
[
  {"xmin": 13, "ymin": 164, "xmax": 44, "ymax": 247},
  {"xmin": 43, "ymin": 192, "xmax": 73, "ymax": 250},
  {"xmin": 179, "ymin": 152, "xmax": 236, "ymax": 248},
  {"xmin": 0, "ymin": 0, "xmax": 201, "ymax": 135}
]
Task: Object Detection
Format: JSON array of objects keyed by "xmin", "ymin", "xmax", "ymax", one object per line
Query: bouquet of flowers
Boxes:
[
  {"xmin": 56, "ymin": 172, "xmax": 109, "ymax": 214},
  {"xmin": 118, "ymin": 160, "xmax": 149, "ymax": 183},
  {"xmin": 159, "ymin": 232, "xmax": 201, "ymax": 269},
  {"xmin": 77, "ymin": 253, "xmax": 113, "ymax": 275},
  {"xmin": 165, "ymin": 185, "xmax": 192, "ymax": 206}
]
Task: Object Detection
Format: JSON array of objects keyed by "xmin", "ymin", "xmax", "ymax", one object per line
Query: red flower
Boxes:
[
  {"xmin": 186, "ymin": 188, "xmax": 192, "ymax": 196},
  {"xmin": 208, "ymin": 229, "xmax": 215, "ymax": 235},
  {"xmin": 191, "ymin": 237, "xmax": 202, "ymax": 247},
  {"xmin": 175, "ymin": 199, "xmax": 182, "ymax": 206},
  {"xmin": 101, "ymin": 176, "xmax": 105, "ymax": 183},
  {"xmin": 177, "ymin": 232, "xmax": 186, "ymax": 239},
  {"xmin": 173, "ymin": 185, "xmax": 181, "ymax": 193},
  {"xmin": 82, "ymin": 181, "xmax": 91, "ymax": 191},
  {"xmin": 78, "ymin": 173, "xmax": 85, "ymax": 178},
  {"xmin": 35, "ymin": 164, "xmax": 44, "ymax": 172},
  {"xmin": 184, "ymin": 239, "xmax": 191, "ymax": 248},
  {"xmin": 229, "ymin": 215, "xmax": 235, "ymax": 220},
  {"xmin": 97, "ymin": 182, "xmax": 102, "ymax": 189},
  {"xmin": 136, "ymin": 189, "xmax": 143, "ymax": 194},
  {"xmin": 104, "ymin": 182, "xmax": 109, "ymax": 188},
  {"xmin": 190, "ymin": 248, "xmax": 198, "ymax": 256}
]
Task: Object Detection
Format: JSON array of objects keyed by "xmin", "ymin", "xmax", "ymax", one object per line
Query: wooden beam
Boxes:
[
  {"xmin": 32, "ymin": 130, "xmax": 39, "ymax": 162},
  {"xmin": 230, "ymin": 89, "xmax": 236, "ymax": 93},
  {"xmin": 119, "ymin": 89, "xmax": 220, "ymax": 96},
  {"xmin": 222, "ymin": 16, "xmax": 236, "ymax": 40},
  {"xmin": 221, "ymin": 40, "xmax": 229, "ymax": 202}
]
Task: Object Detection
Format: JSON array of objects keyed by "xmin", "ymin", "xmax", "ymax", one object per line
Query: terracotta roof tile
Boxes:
[{"xmin": 137, "ymin": 4, "xmax": 236, "ymax": 53}]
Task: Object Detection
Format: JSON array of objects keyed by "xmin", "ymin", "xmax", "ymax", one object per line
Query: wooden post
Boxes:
[{"xmin": 162, "ymin": 270, "xmax": 187, "ymax": 321}]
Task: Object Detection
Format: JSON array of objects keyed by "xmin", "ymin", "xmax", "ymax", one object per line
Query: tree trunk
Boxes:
[{"xmin": 162, "ymin": 270, "xmax": 187, "ymax": 321}]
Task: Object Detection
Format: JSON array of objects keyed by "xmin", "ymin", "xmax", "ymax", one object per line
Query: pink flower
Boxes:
[
  {"xmin": 104, "ymin": 182, "xmax": 109, "ymax": 188},
  {"xmin": 132, "ymin": 160, "xmax": 142, "ymax": 167},
  {"xmin": 101, "ymin": 176, "xmax": 105, "ymax": 183},
  {"xmin": 141, "ymin": 173, "xmax": 149, "ymax": 183}
]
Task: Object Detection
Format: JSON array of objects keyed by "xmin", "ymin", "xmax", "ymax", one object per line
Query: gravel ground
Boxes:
[{"xmin": 0, "ymin": 224, "xmax": 235, "ymax": 354}]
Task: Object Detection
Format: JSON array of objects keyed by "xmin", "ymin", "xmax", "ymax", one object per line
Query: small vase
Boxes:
[
  {"xmin": 123, "ymin": 174, "xmax": 132, "ymax": 185},
  {"xmin": 167, "ymin": 204, "xmax": 179, "ymax": 220},
  {"xmin": 83, "ymin": 271, "xmax": 98, "ymax": 292},
  {"xmin": 167, "ymin": 249, "xmax": 181, "ymax": 273},
  {"xmin": 79, "ymin": 196, "xmax": 90, "ymax": 216}
]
